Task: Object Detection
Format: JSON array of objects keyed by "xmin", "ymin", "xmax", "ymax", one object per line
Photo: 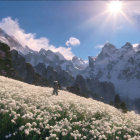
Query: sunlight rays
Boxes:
[
  {"xmin": 79, "ymin": 0, "xmax": 136, "ymax": 41},
  {"xmin": 89, "ymin": 1, "xmax": 133, "ymax": 30},
  {"xmin": 107, "ymin": 1, "xmax": 123, "ymax": 16},
  {"xmin": 105, "ymin": 1, "xmax": 134, "ymax": 28}
]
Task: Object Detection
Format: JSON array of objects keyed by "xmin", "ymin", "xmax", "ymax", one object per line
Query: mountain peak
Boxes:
[
  {"xmin": 88, "ymin": 56, "xmax": 95, "ymax": 67},
  {"xmin": 72, "ymin": 56, "xmax": 82, "ymax": 64},
  {"xmin": 102, "ymin": 42, "xmax": 117, "ymax": 52},
  {"xmin": 46, "ymin": 49, "xmax": 53, "ymax": 54},
  {"xmin": 39, "ymin": 48, "xmax": 66, "ymax": 61},
  {"xmin": 72, "ymin": 56, "xmax": 78, "ymax": 62},
  {"xmin": 94, "ymin": 43, "xmax": 117, "ymax": 62},
  {"xmin": 122, "ymin": 42, "xmax": 133, "ymax": 50},
  {"xmin": 72, "ymin": 56, "xmax": 87, "ymax": 70},
  {"xmin": 39, "ymin": 48, "xmax": 47, "ymax": 53},
  {"xmin": 96, "ymin": 43, "xmax": 117, "ymax": 59},
  {"xmin": 39, "ymin": 48, "xmax": 54, "ymax": 56}
]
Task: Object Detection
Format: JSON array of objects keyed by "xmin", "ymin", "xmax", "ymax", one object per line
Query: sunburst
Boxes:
[{"xmin": 107, "ymin": 1, "xmax": 123, "ymax": 16}]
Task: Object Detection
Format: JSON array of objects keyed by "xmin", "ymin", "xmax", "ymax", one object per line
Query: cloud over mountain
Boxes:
[
  {"xmin": 66, "ymin": 37, "xmax": 80, "ymax": 47},
  {"xmin": 95, "ymin": 44, "xmax": 104, "ymax": 49},
  {"xmin": 0, "ymin": 17, "xmax": 74, "ymax": 60}
]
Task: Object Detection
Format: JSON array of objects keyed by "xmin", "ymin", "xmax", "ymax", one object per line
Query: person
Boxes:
[{"xmin": 53, "ymin": 81, "xmax": 59, "ymax": 95}]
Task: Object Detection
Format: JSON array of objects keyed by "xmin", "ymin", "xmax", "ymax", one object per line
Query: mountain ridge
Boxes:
[{"xmin": 0, "ymin": 27, "xmax": 140, "ymax": 112}]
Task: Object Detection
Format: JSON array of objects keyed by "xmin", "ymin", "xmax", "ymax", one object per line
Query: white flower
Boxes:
[
  {"xmin": 24, "ymin": 129, "xmax": 29, "ymax": 135},
  {"xmin": 26, "ymin": 123, "xmax": 31, "ymax": 127},
  {"xmin": 19, "ymin": 125, "xmax": 24, "ymax": 131},
  {"xmin": 32, "ymin": 122, "xmax": 37, "ymax": 126},
  {"xmin": 45, "ymin": 137, "xmax": 49, "ymax": 140},
  {"xmin": 11, "ymin": 119, "xmax": 16, "ymax": 124},
  {"xmin": 62, "ymin": 132, "xmax": 67, "ymax": 136},
  {"xmin": 0, "ymin": 76, "xmax": 140, "ymax": 140}
]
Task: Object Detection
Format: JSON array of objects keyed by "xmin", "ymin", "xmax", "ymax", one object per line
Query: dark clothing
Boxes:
[{"xmin": 53, "ymin": 81, "xmax": 59, "ymax": 95}]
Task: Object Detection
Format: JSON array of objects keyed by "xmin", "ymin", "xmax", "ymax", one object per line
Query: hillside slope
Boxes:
[{"xmin": 0, "ymin": 76, "xmax": 140, "ymax": 140}]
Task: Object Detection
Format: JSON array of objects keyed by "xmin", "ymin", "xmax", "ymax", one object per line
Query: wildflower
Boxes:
[
  {"xmin": 24, "ymin": 129, "xmax": 29, "ymax": 135},
  {"xmin": 19, "ymin": 125, "xmax": 24, "ymax": 131}
]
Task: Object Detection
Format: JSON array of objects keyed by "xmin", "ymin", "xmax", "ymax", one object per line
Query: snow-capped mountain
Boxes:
[
  {"xmin": 24, "ymin": 50, "xmax": 87, "ymax": 77},
  {"xmin": 1, "ymin": 27, "xmax": 140, "ymax": 100},
  {"xmin": 0, "ymin": 28, "xmax": 34, "ymax": 55},
  {"xmin": 0, "ymin": 28, "xmax": 87, "ymax": 76},
  {"xmin": 86, "ymin": 42, "xmax": 140, "ymax": 99},
  {"xmin": 72, "ymin": 56, "xmax": 88, "ymax": 70}
]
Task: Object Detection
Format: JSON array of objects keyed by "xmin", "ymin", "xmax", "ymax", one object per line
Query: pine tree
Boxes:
[
  {"xmin": 114, "ymin": 94, "xmax": 121, "ymax": 108},
  {"xmin": 120, "ymin": 102, "xmax": 128, "ymax": 113}
]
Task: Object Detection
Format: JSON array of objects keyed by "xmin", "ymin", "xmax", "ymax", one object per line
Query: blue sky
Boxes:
[{"xmin": 0, "ymin": 1, "xmax": 140, "ymax": 60}]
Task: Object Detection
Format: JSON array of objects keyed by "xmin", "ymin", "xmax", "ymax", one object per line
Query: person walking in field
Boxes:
[{"xmin": 53, "ymin": 81, "xmax": 59, "ymax": 95}]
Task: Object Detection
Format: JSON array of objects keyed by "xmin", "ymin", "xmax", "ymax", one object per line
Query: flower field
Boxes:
[{"xmin": 0, "ymin": 76, "xmax": 140, "ymax": 140}]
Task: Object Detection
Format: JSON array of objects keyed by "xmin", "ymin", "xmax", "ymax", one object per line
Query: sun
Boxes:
[{"xmin": 108, "ymin": 1, "xmax": 123, "ymax": 15}]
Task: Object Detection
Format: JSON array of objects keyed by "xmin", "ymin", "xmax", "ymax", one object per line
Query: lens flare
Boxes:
[{"xmin": 108, "ymin": 1, "xmax": 123, "ymax": 15}]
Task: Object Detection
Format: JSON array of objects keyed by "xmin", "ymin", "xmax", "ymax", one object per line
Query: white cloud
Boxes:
[
  {"xmin": 0, "ymin": 17, "xmax": 74, "ymax": 60},
  {"xmin": 95, "ymin": 44, "xmax": 104, "ymax": 49},
  {"xmin": 66, "ymin": 37, "xmax": 80, "ymax": 47},
  {"xmin": 132, "ymin": 43, "xmax": 140, "ymax": 52},
  {"xmin": 133, "ymin": 43, "xmax": 139, "ymax": 48}
]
